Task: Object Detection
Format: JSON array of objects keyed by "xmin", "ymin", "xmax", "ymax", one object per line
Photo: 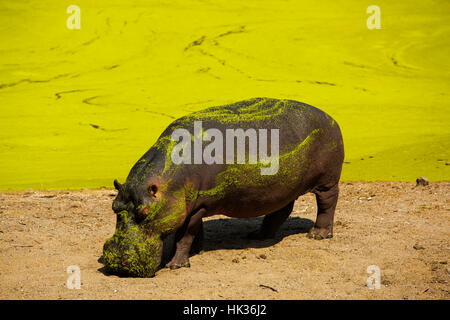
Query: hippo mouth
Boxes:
[{"xmin": 102, "ymin": 224, "xmax": 162, "ymax": 278}]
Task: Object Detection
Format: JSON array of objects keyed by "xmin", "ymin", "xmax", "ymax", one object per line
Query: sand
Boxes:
[{"xmin": 0, "ymin": 182, "xmax": 448, "ymax": 299}]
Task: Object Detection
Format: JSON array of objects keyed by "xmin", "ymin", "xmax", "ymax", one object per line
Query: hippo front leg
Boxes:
[{"xmin": 166, "ymin": 208, "xmax": 206, "ymax": 269}]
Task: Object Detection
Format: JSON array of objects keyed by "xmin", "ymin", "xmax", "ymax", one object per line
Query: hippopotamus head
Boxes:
[
  {"xmin": 102, "ymin": 178, "xmax": 167, "ymax": 277},
  {"xmin": 102, "ymin": 172, "xmax": 190, "ymax": 277}
]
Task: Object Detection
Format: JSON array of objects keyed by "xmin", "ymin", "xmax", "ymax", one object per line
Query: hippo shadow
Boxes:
[
  {"xmin": 201, "ymin": 216, "xmax": 314, "ymax": 251},
  {"xmin": 158, "ymin": 216, "xmax": 314, "ymax": 266}
]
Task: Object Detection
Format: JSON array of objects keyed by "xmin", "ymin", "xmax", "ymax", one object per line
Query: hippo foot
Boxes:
[
  {"xmin": 307, "ymin": 227, "xmax": 333, "ymax": 240},
  {"xmin": 166, "ymin": 258, "xmax": 191, "ymax": 270}
]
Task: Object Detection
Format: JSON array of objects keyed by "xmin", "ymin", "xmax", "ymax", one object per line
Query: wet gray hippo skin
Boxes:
[{"xmin": 102, "ymin": 98, "xmax": 344, "ymax": 277}]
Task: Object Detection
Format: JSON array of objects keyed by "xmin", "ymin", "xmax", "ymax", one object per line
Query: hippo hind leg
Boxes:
[
  {"xmin": 247, "ymin": 201, "xmax": 295, "ymax": 240},
  {"xmin": 308, "ymin": 182, "xmax": 339, "ymax": 240}
]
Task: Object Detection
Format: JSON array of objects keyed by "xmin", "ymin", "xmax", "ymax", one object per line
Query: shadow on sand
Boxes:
[{"xmin": 202, "ymin": 216, "xmax": 314, "ymax": 251}]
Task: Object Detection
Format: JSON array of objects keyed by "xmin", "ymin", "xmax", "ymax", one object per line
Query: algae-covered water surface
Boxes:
[{"xmin": 0, "ymin": 0, "xmax": 449, "ymax": 189}]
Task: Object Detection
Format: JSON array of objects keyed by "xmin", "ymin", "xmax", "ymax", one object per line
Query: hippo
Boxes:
[{"xmin": 102, "ymin": 97, "xmax": 344, "ymax": 277}]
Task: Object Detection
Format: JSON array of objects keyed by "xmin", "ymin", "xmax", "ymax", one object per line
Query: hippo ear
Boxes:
[{"xmin": 113, "ymin": 179, "xmax": 123, "ymax": 191}]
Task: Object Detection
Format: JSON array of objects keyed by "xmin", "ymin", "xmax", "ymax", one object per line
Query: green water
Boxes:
[{"xmin": 0, "ymin": 0, "xmax": 449, "ymax": 189}]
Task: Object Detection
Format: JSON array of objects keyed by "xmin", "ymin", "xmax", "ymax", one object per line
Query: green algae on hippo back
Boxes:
[{"xmin": 101, "ymin": 98, "xmax": 344, "ymax": 277}]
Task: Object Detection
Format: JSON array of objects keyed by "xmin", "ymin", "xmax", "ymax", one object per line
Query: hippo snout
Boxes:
[{"xmin": 102, "ymin": 226, "xmax": 163, "ymax": 277}]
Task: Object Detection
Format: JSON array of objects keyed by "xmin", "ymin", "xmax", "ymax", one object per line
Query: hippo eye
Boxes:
[{"xmin": 149, "ymin": 185, "xmax": 158, "ymax": 198}]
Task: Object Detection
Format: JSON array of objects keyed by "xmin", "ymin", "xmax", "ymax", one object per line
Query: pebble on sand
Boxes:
[{"xmin": 416, "ymin": 176, "xmax": 429, "ymax": 186}]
